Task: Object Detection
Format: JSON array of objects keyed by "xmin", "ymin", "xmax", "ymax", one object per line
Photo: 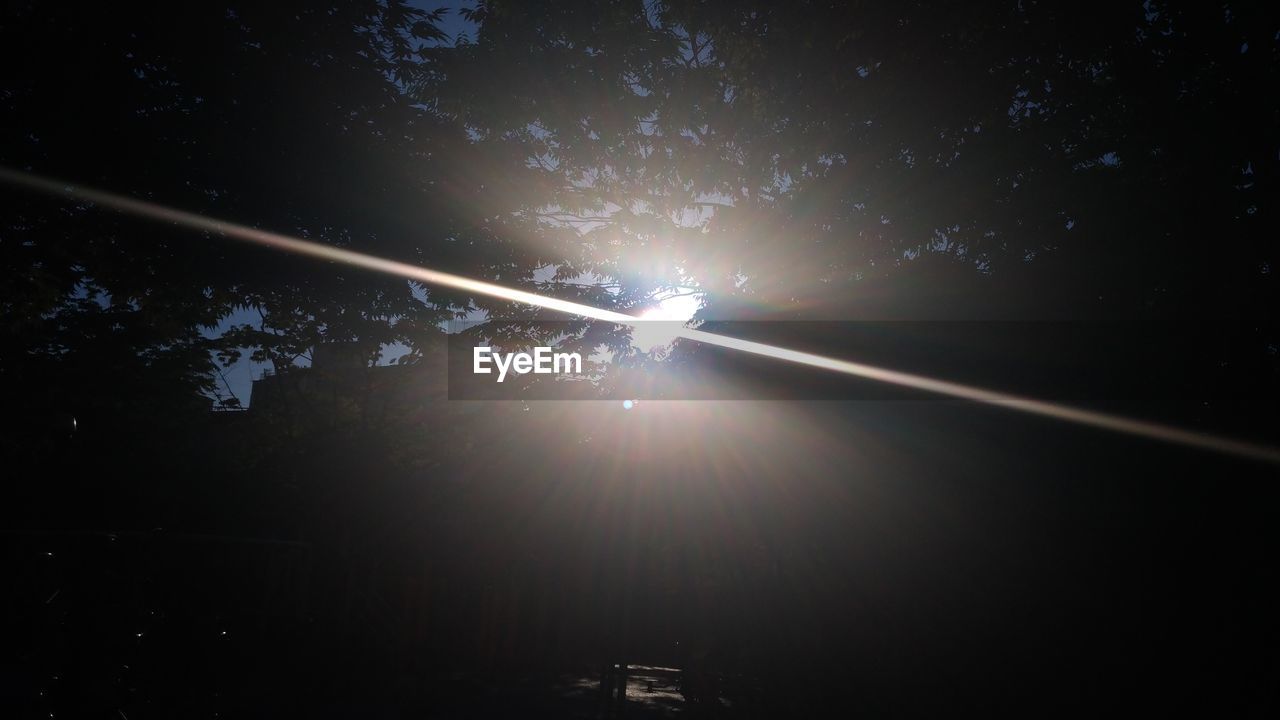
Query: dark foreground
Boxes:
[{"xmin": 5, "ymin": 400, "xmax": 1279, "ymax": 717}]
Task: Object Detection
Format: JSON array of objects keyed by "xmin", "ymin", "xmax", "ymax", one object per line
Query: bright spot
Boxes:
[
  {"xmin": 622, "ymin": 400, "xmax": 634, "ymax": 410},
  {"xmin": 644, "ymin": 291, "xmax": 701, "ymax": 321},
  {"xmin": 631, "ymin": 288, "xmax": 701, "ymax": 351}
]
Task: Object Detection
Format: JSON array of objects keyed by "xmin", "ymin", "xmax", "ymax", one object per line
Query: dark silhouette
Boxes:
[{"xmin": 2, "ymin": 1, "xmax": 1279, "ymax": 717}]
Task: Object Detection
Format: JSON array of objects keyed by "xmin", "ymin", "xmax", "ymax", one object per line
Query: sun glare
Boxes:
[
  {"xmin": 640, "ymin": 291, "xmax": 701, "ymax": 322},
  {"xmin": 632, "ymin": 289, "xmax": 701, "ymax": 351},
  {"xmin": 5, "ymin": 166, "xmax": 1278, "ymax": 463}
]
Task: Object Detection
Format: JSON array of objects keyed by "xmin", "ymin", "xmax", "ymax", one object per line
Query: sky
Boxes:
[
  {"xmin": 210, "ymin": 3, "xmax": 476, "ymax": 407},
  {"xmin": 208, "ymin": 0, "xmax": 694, "ymax": 409}
]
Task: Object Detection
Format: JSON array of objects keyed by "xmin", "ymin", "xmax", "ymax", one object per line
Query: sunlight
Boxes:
[
  {"xmin": 4, "ymin": 166, "xmax": 1278, "ymax": 464},
  {"xmin": 641, "ymin": 291, "xmax": 701, "ymax": 322},
  {"xmin": 631, "ymin": 289, "xmax": 701, "ymax": 351}
]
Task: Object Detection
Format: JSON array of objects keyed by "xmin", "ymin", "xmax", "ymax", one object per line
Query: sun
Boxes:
[
  {"xmin": 631, "ymin": 289, "xmax": 701, "ymax": 351},
  {"xmin": 640, "ymin": 290, "xmax": 701, "ymax": 321}
]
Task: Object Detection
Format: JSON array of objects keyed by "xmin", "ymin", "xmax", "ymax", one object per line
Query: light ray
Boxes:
[
  {"xmin": 0, "ymin": 167, "xmax": 637, "ymax": 324},
  {"xmin": 3, "ymin": 166, "xmax": 1278, "ymax": 465},
  {"xmin": 674, "ymin": 328, "xmax": 1280, "ymax": 464}
]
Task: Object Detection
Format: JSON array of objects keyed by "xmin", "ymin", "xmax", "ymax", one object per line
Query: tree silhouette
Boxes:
[
  {"xmin": 1, "ymin": 1, "xmax": 466, "ymax": 420},
  {"xmin": 443, "ymin": 1, "xmax": 1276, "ymax": 323},
  {"xmin": 2, "ymin": 1, "xmax": 1279, "ymax": 717}
]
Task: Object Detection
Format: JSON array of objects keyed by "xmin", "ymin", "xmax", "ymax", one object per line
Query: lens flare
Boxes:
[{"xmin": 3, "ymin": 165, "xmax": 1277, "ymax": 465}]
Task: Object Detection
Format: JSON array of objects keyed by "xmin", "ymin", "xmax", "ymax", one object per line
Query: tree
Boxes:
[
  {"xmin": 0, "ymin": 0, "xmax": 463, "ymax": 424},
  {"xmin": 440, "ymin": 1, "xmax": 1276, "ymax": 322}
]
